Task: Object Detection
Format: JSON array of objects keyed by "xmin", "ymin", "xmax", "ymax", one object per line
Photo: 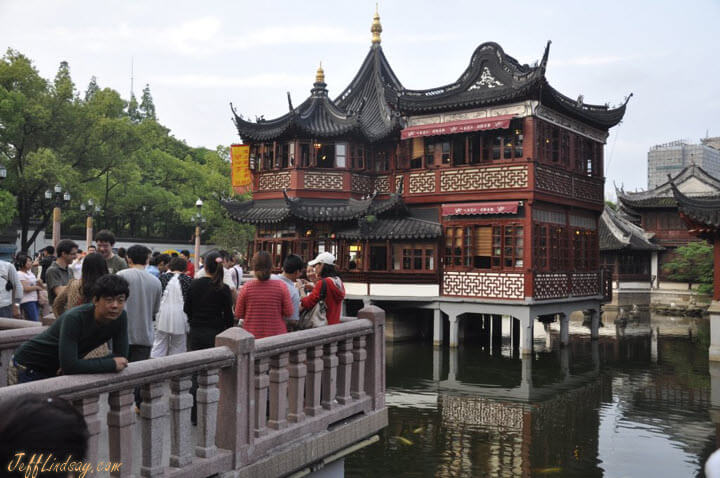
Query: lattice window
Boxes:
[
  {"xmin": 446, "ymin": 224, "xmax": 523, "ymax": 271},
  {"xmin": 392, "ymin": 243, "xmax": 435, "ymax": 271},
  {"xmin": 445, "ymin": 226, "xmax": 472, "ymax": 268},
  {"xmin": 534, "ymin": 223, "xmax": 548, "ymax": 270}
]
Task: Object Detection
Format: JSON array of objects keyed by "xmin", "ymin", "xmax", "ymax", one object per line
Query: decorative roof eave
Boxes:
[
  {"xmin": 393, "ymin": 41, "xmax": 547, "ymax": 114},
  {"xmin": 283, "ymin": 189, "xmax": 377, "ymax": 222},
  {"xmin": 669, "ymin": 179, "xmax": 720, "ymax": 230},
  {"xmin": 221, "ymin": 199, "xmax": 291, "ymax": 225},
  {"xmin": 541, "ymin": 83, "xmax": 630, "ymax": 130},
  {"xmin": 600, "ymin": 205, "xmax": 663, "ymax": 251},
  {"xmin": 616, "ymin": 164, "xmax": 720, "ymax": 206},
  {"xmin": 336, "ymin": 217, "xmax": 442, "ymax": 240}
]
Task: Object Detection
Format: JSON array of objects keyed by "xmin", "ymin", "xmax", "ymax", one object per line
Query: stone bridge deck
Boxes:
[{"xmin": 0, "ymin": 307, "xmax": 387, "ymax": 477}]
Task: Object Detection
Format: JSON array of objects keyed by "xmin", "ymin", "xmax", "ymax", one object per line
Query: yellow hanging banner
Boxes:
[{"xmin": 231, "ymin": 144, "xmax": 251, "ymax": 193}]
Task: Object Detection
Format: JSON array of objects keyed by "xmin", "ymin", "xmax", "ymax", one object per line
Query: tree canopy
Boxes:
[
  {"xmin": 0, "ymin": 49, "xmax": 252, "ymax": 252},
  {"xmin": 663, "ymin": 241, "xmax": 714, "ymax": 293}
]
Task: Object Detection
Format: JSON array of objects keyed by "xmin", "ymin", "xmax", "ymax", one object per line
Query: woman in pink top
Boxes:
[{"xmin": 235, "ymin": 251, "xmax": 292, "ymax": 339}]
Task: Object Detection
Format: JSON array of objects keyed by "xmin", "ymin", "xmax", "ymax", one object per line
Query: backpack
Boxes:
[
  {"xmin": 156, "ymin": 274, "xmax": 188, "ymax": 334},
  {"xmin": 297, "ymin": 279, "xmax": 328, "ymax": 330}
]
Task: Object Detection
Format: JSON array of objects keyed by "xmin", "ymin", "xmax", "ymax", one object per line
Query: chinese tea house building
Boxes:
[
  {"xmin": 599, "ymin": 205, "xmax": 662, "ymax": 309},
  {"xmin": 616, "ymin": 164, "xmax": 720, "ymax": 289},
  {"xmin": 224, "ymin": 11, "xmax": 629, "ymax": 352},
  {"xmin": 669, "ymin": 181, "xmax": 720, "ymax": 360}
]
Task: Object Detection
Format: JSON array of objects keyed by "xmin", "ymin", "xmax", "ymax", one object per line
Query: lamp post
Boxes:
[
  {"xmin": 193, "ymin": 199, "xmax": 206, "ymax": 271},
  {"xmin": 80, "ymin": 199, "xmax": 101, "ymax": 250},
  {"xmin": 45, "ymin": 184, "xmax": 70, "ymax": 249},
  {"xmin": 0, "ymin": 165, "xmax": 7, "ymax": 181}
]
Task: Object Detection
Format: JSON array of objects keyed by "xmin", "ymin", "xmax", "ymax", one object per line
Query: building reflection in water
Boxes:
[{"xmin": 349, "ymin": 314, "xmax": 716, "ymax": 478}]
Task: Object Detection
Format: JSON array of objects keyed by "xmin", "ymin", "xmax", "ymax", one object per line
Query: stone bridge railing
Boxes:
[
  {"xmin": 0, "ymin": 306, "xmax": 387, "ymax": 478},
  {"xmin": 0, "ymin": 319, "xmax": 47, "ymax": 387}
]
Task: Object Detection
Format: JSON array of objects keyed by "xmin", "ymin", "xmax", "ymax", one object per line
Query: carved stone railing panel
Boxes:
[
  {"xmin": 108, "ymin": 389, "xmax": 135, "ymax": 477},
  {"xmin": 254, "ymin": 358, "xmax": 270, "ymax": 437},
  {"xmin": 140, "ymin": 382, "xmax": 167, "ymax": 477},
  {"xmin": 169, "ymin": 376, "xmax": 193, "ymax": 467},
  {"xmin": 336, "ymin": 339, "xmax": 354, "ymax": 405},
  {"xmin": 442, "ymin": 271, "xmax": 524, "ymax": 299},
  {"xmin": 304, "ymin": 172, "xmax": 344, "ymax": 190},
  {"xmin": 287, "ymin": 349, "xmax": 306, "ymax": 423},
  {"xmin": 321, "ymin": 342, "xmax": 339, "ymax": 410},
  {"xmin": 74, "ymin": 396, "xmax": 101, "ymax": 464},
  {"xmin": 304, "ymin": 345, "xmax": 324, "ymax": 417},
  {"xmin": 268, "ymin": 352, "xmax": 289, "ymax": 430},
  {"xmin": 195, "ymin": 368, "xmax": 220, "ymax": 458},
  {"xmin": 257, "ymin": 171, "xmax": 291, "ymax": 191},
  {"xmin": 440, "ymin": 165, "xmax": 528, "ymax": 192},
  {"xmin": 350, "ymin": 336, "xmax": 367, "ymax": 399}
]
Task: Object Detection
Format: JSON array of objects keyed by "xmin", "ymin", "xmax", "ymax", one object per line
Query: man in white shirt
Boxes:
[
  {"xmin": 0, "ymin": 259, "xmax": 23, "ymax": 318},
  {"xmin": 270, "ymin": 254, "xmax": 302, "ymax": 324}
]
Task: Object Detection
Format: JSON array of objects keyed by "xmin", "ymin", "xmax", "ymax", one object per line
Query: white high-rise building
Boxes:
[{"xmin": 647, "ymin": 139, "xmax": 720, "ymax": 189}]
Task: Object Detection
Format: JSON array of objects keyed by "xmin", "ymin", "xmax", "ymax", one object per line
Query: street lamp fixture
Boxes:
[
  {"xmin": 0, "ymin": 165, "xmax": 7, "ymax": 179},
  {"xmin": 81, "ymin": 199, "xmax": 102, "ymax": 250},
  {"xmin": 193, "ymin": 198, "xmax": 205, "ymax": 272},
  {"xmin": 46, "ymin": 183, "xmax": 71, "ymax": 248}
]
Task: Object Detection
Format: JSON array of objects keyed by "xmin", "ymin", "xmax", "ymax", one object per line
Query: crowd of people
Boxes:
[{"xmin": 4, "ymin": 229, "xmax": 346, "ymax": 388}]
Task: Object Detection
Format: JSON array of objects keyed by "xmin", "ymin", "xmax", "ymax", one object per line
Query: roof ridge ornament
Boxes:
[
  {"xmin": 371, "ymin": 4, "xmax": 382, "ymax": 45},
  {"xmin": 316, "ymin": 62, "xmax": 325, "ymax": 84}
]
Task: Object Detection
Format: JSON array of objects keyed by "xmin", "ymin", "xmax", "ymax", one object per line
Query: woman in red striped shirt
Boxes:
[{"xmin": 235, "ymin": 251, "xmax": 293, "ymax": 339}]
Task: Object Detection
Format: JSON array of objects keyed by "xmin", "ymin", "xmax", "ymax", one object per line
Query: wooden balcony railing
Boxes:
[{"xmin": 0, "ymin": 306, "xmax": 387, "ymax": 477}]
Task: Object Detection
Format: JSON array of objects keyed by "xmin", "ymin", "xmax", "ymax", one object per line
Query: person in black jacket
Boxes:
[{"xmin": 183, "ymin": 250, "xmax": 233, "ymax": 424}]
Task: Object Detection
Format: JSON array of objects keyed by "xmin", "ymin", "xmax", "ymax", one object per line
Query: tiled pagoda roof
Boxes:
[
  {"xmin": 670, "ymin": 180, "xmax": 720, "ymax": 231},
  {"xmin": 600, "ymin": 205, "xmax": 662, "ymax": 251},
  {"xmin": 391, "ymin": 42, "xmax": 629, "ymax": 130},
  {"xmin": 336, "ymin": 216, "xmax": 442, "ymax": 240},
  {"xmin": 221, "ymin": 191, "xmax": 405, "ymax": 225}
]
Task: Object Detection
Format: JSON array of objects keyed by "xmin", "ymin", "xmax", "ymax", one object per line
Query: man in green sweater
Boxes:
[{"xmin": 12, "ymin": 274, "xmax": 130, "ymax": 383}]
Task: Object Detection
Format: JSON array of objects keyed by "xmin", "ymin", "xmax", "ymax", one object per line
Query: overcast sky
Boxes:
[{"xmin": 2, "ymin": 0, "xmax": 719, "ymax": 197}]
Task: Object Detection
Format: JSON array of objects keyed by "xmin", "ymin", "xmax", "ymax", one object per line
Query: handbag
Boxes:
[{"xmin": 297, "ymin": 279, "xmax": 328, "ymax": 329}]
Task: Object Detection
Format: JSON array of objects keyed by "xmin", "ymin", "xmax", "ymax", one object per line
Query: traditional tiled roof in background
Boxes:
[
  {"xmin": 222, "ymin": 191, "xmax": 408, "ymax": 226},
  {"xmin": 670, "ymin": 181, "xmax": 720, "ymax": 230},
  {"xmin": 600, "ymin": 205, "xmax": 662, "ymax": 251},
  {"xmin": 336, "ymin": 217, "xmax": 442, "ymax": 240}
]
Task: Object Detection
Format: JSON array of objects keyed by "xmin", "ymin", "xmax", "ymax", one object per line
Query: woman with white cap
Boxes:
[{"xmin": 300, "ymin": 252, "xmax": 345, "ymax": 325}]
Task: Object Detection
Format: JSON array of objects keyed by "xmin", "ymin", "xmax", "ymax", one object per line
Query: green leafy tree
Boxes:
[
  {"xmin": 139, "ymin": 84, "xmax": 156, "ymax": 120},
  {"xmin": 663, "ymin": 241, "xmax": 714, "ymax": 291},
  {"xmin": 127, "ymin": 92, "xmax": 140, "ymax": 122},
  {"xmin": 0, "ymin": 190, "xmax": 17, "ymax": 230},
  {"xmin": 84, "ymin": 76, "xmax": 100, "ymax": 102},
  {"xmin": 210, "ymin": 220, "xmax": 255, "ymax": 256}
]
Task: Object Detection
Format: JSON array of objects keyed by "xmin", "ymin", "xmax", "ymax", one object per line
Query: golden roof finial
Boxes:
[
  {"xmin": 315, "ymin": 61, "xmax": 325, "ymax": 83},
  {"xmin": 371, "ymin": 4, "xmax": 382, "ymax": 45}
]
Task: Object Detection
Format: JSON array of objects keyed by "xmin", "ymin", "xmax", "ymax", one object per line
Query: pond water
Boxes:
[{"xmin": 346, "ymin": 315, "xmax": 716, "ymax": 477}]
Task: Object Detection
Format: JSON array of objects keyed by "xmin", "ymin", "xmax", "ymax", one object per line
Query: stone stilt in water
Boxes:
[
  {"xmin": 449, "ymin": 313, "xmax": 459, "ymax": 349},
  {"xmin": 710, "ymin": 302, "xmax": 720, "ymax": 362},
  {"xmin": 511, "ymin": 317, "xmax": 520, "ymax": 358},
  {"xmin": 560, "ymin": 313, "xmax": 569, "ymax": 347},
  {"xmin": 433, "ymin": 308, "xmax": 443, "ymax": 348},
  {"xmin": 560, "ymin": 347, "xmax": 570, "ymax": 380},
  {"xmin": 433, "ymin": 347, "xmax": 443, "ymax": 382},
  {"xmin": 448, "ymin": 347, "xmax": 458, "ymax": 382},
  {"xmin": 491, "ymin": 315, "xmax": 502, "ymax": 353},
  {"xmin": 651, "ymin": 326, "xmax": 659, "ymax": 363},
  {"xmin": 544, "ymin": 322, "xmax": 553, "ymax": 351},
  {"xmin": 517, "ymin": 310, "xmax": 533, "ymax": 356}
]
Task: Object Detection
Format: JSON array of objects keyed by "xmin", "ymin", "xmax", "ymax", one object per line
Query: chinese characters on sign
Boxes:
[
  {"xmin": 401, "ymin": 115, "xmax": 514, "ymax": 140},
  {"xmin": 440, "ymin": 201, "xmax": 519, "ymax": 216},
  {"xmin": 231, "ymin": 144, "xmax": 251, "ymax": 194}
]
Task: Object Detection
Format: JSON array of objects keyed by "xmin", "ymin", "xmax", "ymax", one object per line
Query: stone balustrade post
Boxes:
[
  {"xmin": 107, "ymin": 389, "xmax": 135, "ymax": 477},
  {"xmin": 358, "ymin": 305, "xmax": 386, "ymax": 410},
  {"xmin": 215, "ymin": 327, "xmax": 255, "ymax": 469},
  {"xmin": 140, "ymin": 382, "xmax": 167, "ymax": 477},
  {"xmin": 287, "ymin": 349, "xmax": 307, "ymax": 423},
  {"xmin": 268, "ymin": 352, "xmax": 289, "ymax": 430},
  {"xmin": 305, "ymin": 345, "xmax": 324, "ymax": 416},
  {"xmin": 321, "ymin": 342, "xmax": 339, "ymax": 410},
  {"xmin": 254, "ymin": 358, "xmax": 270, "ymax": 437},
  {"xmin": 169, "ymin": 375, "xmax": 193, "ymax": 467},
  {"xmin": 74, "ymin": 395, "xmax": 101, "ymax": 464},
  {"xmin": 196, "ymin": 368, "xmax": 220, "ymax": 458},
  {"xmin": 336, "ymin": 339, "xmax": 354, "ymax": 404},
  {"xmin": 350, "ymin": 336, "xmax": 367, "ymax": 400}
]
